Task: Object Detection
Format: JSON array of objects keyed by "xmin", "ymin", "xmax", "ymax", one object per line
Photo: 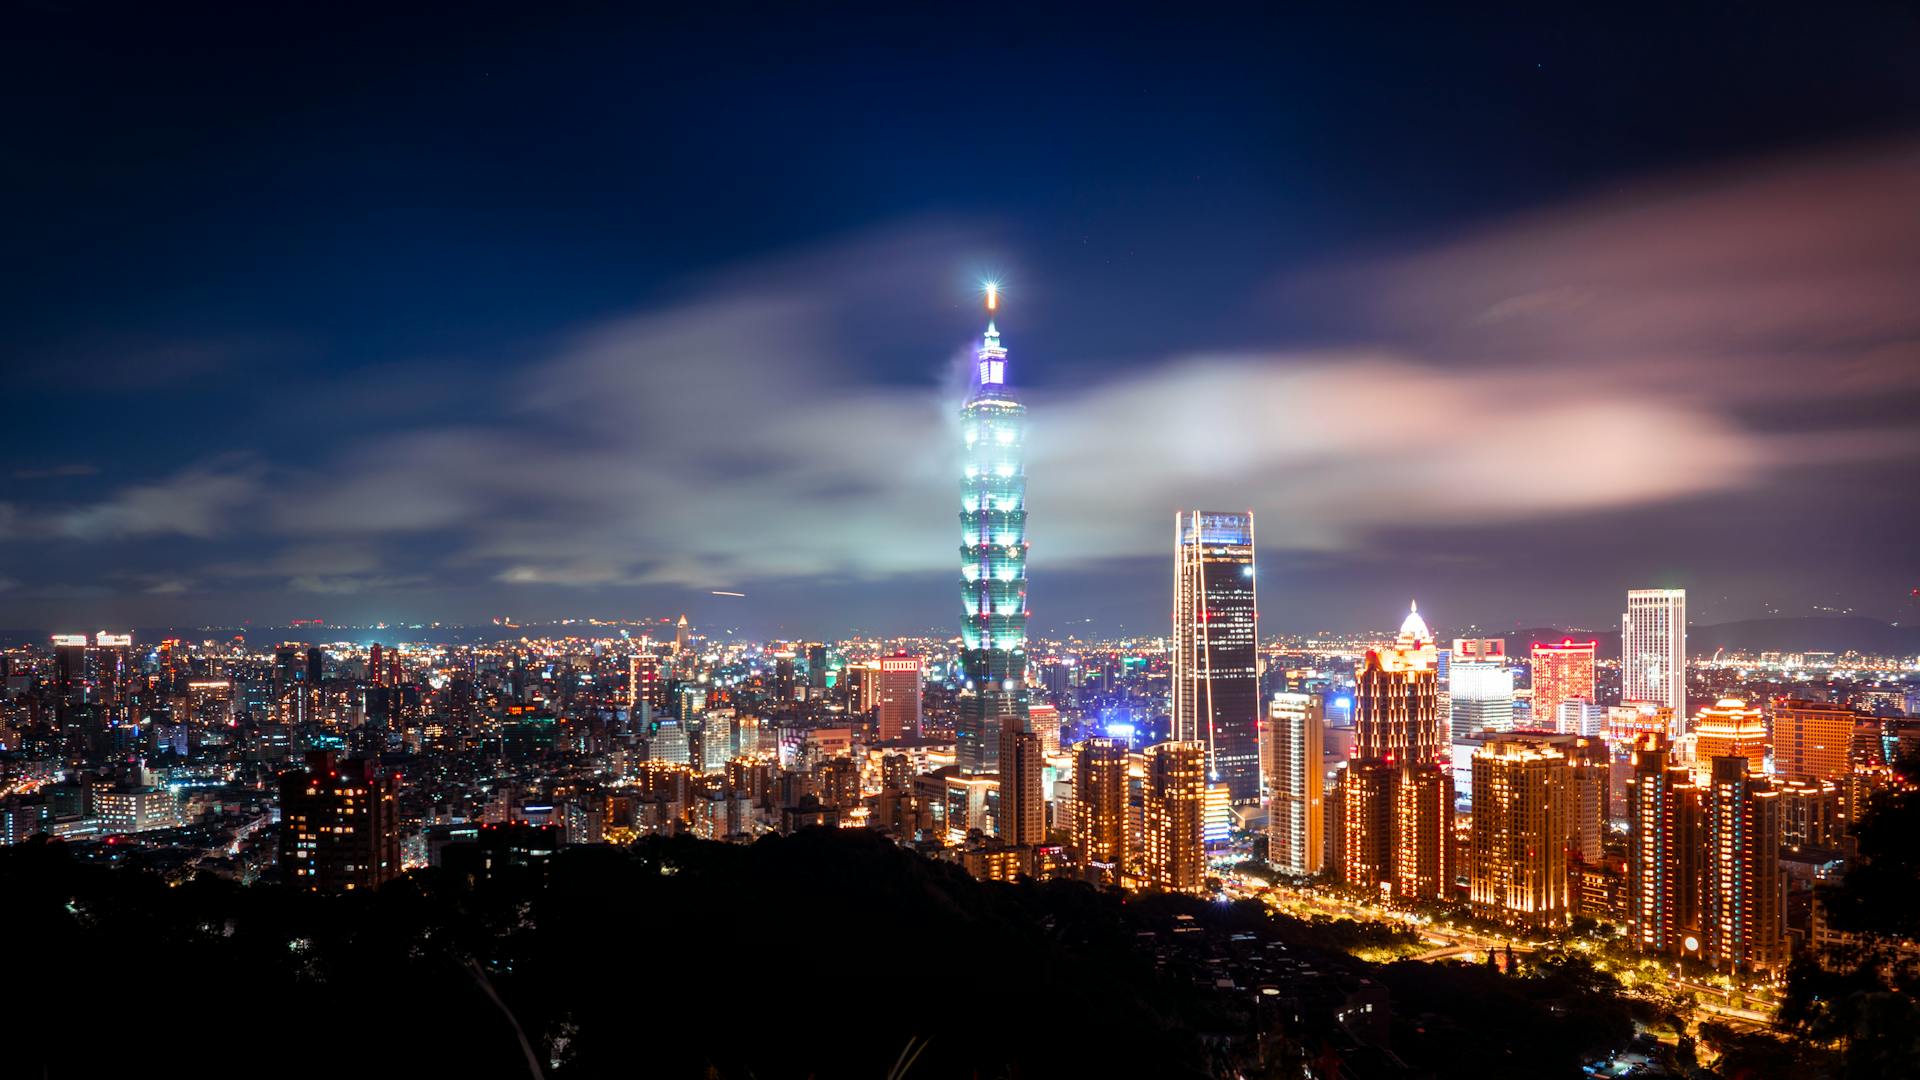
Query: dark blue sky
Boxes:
[{"xmin": 4, "ymin": 4, "xmax": 1919, "ymax": 637}]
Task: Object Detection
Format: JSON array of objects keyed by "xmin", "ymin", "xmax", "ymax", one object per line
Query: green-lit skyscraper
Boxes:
[{"xmin": 957, "ymin": 284, "xmax": 1028, "ymax": 774}]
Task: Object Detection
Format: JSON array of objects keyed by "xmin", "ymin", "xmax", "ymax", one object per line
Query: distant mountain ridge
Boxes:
[{"xmin": 1439, "ymin": 616, "xmax": 1920, "ymax": 660}]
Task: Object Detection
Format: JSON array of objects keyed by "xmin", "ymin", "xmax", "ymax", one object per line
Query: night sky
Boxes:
[{"xmin": 5, "ymin": 5, "xmax": 1919, "ymax": 637}]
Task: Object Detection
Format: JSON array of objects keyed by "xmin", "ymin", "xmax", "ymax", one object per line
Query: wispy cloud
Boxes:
[{"xmin": 6, "ymin": 143, "xmax": 1919, "ymax": 613}]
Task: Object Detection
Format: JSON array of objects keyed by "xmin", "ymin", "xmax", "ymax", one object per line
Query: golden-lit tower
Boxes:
[
  {"xmin": 1334, "ymin": 602, "xmax": 1451, "ymax": 902},
  {"xmin": 1690, "ymin": 698, "xmax": 1766, "ymax": 782},
  {"xmin": 1470, "ymin": 738, "xmax": 1573, "ymax": 928},
  {"xmin": 1073, "ymin": 738, "xmax": 1129, "ymax": 884},
  {"xmin": 1143, "ymin": 741, "xmax": 1208, "ymax": 894},
  {"xmin": 1353, "ymin": 603, "xmax": 1443, "ymax": 765}
]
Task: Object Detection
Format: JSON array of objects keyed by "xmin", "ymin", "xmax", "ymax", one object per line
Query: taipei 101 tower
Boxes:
[{"xmin": 956, "ymin": 282, "xmax": 1029, "ymax": 774}]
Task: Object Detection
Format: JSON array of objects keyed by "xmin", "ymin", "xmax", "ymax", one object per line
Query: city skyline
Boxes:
[
  {"xmin": 4, "ymin": 9, "xmax": 1920, "ymax": 634},
  {"xmin": 6, "ymin": 9, "xmax": 1920, "ymax": 1078}
]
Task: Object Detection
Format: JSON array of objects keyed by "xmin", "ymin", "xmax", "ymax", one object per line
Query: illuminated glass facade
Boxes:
[
  {"xmin": 1171, "ymin": 510, "xmax": 1260, "ymax": 801},
  {"xmin": 958, "ymin": 312, "xmax": 1028, "ymax": 774}
]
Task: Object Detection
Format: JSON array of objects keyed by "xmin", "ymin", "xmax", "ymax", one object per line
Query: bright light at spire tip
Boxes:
[{"xmin": 983, "ymin": 280, "xmax": 999, "ymax": 311}]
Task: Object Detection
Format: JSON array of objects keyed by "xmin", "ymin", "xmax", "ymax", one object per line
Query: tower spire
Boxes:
[{"xmin": 975, "ymin": 281, "xmax": 1008, "ymax": 388}]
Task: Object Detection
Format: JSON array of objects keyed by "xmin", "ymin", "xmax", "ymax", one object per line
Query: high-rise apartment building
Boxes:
[
  {"xmin": 1391, "ymin": 764, "xmax": 1452, "ymax": 902},
  {"xmin": 1531, "ymin": 639, "xmax": 1597, "ymax": 723},
  {"xmin": 846, "ymin": 660, "xmax": 881, "ymax": 714},
  {"xmin": 629, "ymin": 653, "xmax": 664, "ymax": 720},
  {"xmin": 1334, "ymin": 761, "xmax": 1397, "ymax": 893},
  {"xmin": 1777, "ymin": 778, "xmax": 1843, "ymax": 849},
  {"xmin": 773, "ymin": 653, "xmax": 797, "ymax": 702},
  {"xmin": 957, "ymin": 288, "xmax": 1028, "ymax": 774},
  {"xmin": 1073, "ymin": 738, "xmax": 1129, "ymax": 884},
  {"xmin": 877, "ymin": 654, "xmax": 923, "ymax": 741},
  {"xmin": 1142, "ymin": 741, "xmax": 1207, "ymax": 894},
  {"xmin": 1470, "ymin": 738, "xmax": 1572, "ymax": 928},
  {"xmin": 1626, "ymin": 736, "xmax": 1704, "ymax": 958},
  {"xmin": 1770, "ymin": 698, "xmax": 1854, "ymax": 783},
  {"xmin": 1449, "ymin": 638, "xmax": 1512, "ymax": 738},
  {"xmin": 1028, "ymin": 703, "xmax": 1061, "ymax": 755},
  {"xmin": 1171, "ymin": 510, "xmax": 1260, "ymax": 802},
  {"xmin": 1690, "ymin": 698, "xmax": 1767, "ymax": 783},
  {"xmin": 998, "ymin": 726, "xmax": 1046, "ymax": 846},
  {"xmin": 1622, "ymin": 588, "xmax": 1687, "ymax": 719},
  {"xmin": 1566, "ymin": 737, "xmax": 1610, "ymax": 865},
  {"xmin": 1704, "ymin": 756, "xmax": 1786, "ymax": 976},
  {"xmin": 279, "ymin": 750, "xmax": 400, "ymax": 893},
  {"xmin": 1266, "ymin": 692, "xmax": 1325, "ymax": 876}
]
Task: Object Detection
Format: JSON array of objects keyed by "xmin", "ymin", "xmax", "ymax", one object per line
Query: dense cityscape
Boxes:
[
  {"xmin": 8, "ymin": 7, "xmax": 1920, "ymax": 1080},
  {"xmin": 6, "ymin": 293, "xmax": 1918, "ymax": 1078}
]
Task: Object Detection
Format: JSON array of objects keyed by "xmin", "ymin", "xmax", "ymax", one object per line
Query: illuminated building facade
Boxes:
[
  {"xmin": 1142, "ymin": 740, "xmax": 1207, "ymax": 894},
  {"xmin": 1448, "ymin": 638, "xmax": 1512, "ymax": 738},
  {"xmin": 1171, "ymin": 510, "xmax": 1260, "ymax": 802},
  {"xmin": 1203, "ymin": 782, "xmax": 1232, "ymax": 849},
  {"xmin": 1266, "ymin": 691, "xmax": 1325, "ymax": 876},
  {"xmin": 1627, "ymin": 736, "xmax": 1705, "ymax": 959},
  {"xmin": 1567, "ymin": 738, "xmax": 1610, "ymax": 864},
  {"xmin": 1028, "ymin": 703, "xmax": 1061, "ymax": 755},
  {"xmin": 1391, "ymin": 764, "xmax": 1452, "ymax": 902},
  {"xmin": 1705, "ymin": 756, "xmax": 1786, "ymax": 976},
  {"xmin": 1622, "ymin": 588, "xmax": 1687, "ymax": 721},
  {"xmin": 1556, "ymin": 698, "xmax": 1606, "ymax": 737},
  {"xmin": 1470, "ymin": 738, "xmax": 1572, "ymax": 928},
  {"xmin": 877, "ymin": 654, "xmax": 923, "ymax": 741},
  {"xmin": 1530, "ymin": 639, "xmax": 1597, "ymax": 725},
  {"xmin": 1770, "ymin": 698, "xmax": 1854, "ymax": 783},
  {"xmin": 279, "ymin": 750, "xmax": 400, "ymax": 893},
  {"xmin": 1608, "ymin": 702, "xmax": 1676, "ymax": 745},
  {"xmin": 1334, "ymin": 603, "xmax": 1451, "ymax": 902},
  {"xmin": 1690, "ymin": 698, "xmax": 1767, "ymax": 783},
  {"xmin": 1334, "ymin": 762, "xmax": 1396, "ymax": 893},
  {"xmin": 998, "ymin": 726, "xmax": 1046, "ymax": 845},
  {"xmin": 1354, "ymin": 604, "xmax": 1443, "ymax": 765},
  {"xmin": 95, "ymin": 787, "xmax": 181, "ymax": 834},
  {"xmin": 1073, "ymin": 738, "xmax": 1128, "ymax": 884},
  {"xmin": 1777, "ymin": 778, "xmax": 1842, "ymax": 850},
  {"xmin": 628, "ymin": 653, "xmax": 664, "ymax": 720},
  {"xmin": 957, "ymin": 286, "xmax": 1028, "ymax": 774}
]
